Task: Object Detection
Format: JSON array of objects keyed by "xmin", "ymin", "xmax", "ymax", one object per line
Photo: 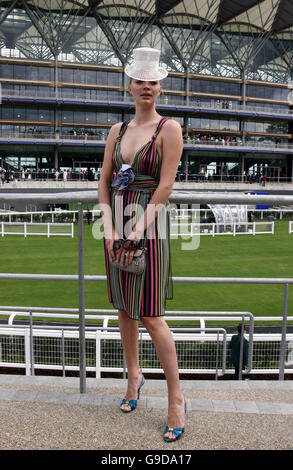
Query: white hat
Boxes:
[{"xmin": 125, "ymin": 47, "xmax": 168, "ymax": 81}]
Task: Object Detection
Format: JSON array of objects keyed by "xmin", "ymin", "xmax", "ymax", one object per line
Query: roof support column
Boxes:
[
  {"xmin": 185, "ymin": 66, "xmax": 190, "ymax": 106},
  {"xmin": 240, "ymin": 69, "xmax": 247, "ymax": 143}
]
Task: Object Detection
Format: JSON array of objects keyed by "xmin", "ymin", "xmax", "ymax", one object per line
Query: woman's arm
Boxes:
[{"xmin": 130, "ymin": 119, "xmax": 183, "ymax": 240}]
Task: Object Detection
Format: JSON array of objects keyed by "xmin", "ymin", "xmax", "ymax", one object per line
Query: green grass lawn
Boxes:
[{"xmin": 0, "ymin": 220, "xmax": 292, "ymax": 323}]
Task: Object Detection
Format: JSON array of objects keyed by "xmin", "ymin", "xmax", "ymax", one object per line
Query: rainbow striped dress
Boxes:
[{"xmin": 104, "ymin": 117, "xmax": 173, "ymax": 320}]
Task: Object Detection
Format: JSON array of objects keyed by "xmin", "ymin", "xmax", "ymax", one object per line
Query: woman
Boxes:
[{"xmin": 98, "ymin": 47, "xmax": 185, "ymax": 442}]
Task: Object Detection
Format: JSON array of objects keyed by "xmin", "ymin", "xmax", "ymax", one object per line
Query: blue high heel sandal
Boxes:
[
  {"xmin": 163, "ymin": 400, "xmax": 187, "ymax": 443},
  {"xmin": 120, "ymin": 374, "xmax": 145, "ymax": 413}
]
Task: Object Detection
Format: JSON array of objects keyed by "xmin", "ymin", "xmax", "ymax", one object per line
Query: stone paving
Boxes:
[
  {"xmin": 1, "ymin": 374, "xmax": 293, "ymax": 415},
  {"xmin": 1, "ymin": 374, "xmax": 293, "ymax": 450}
]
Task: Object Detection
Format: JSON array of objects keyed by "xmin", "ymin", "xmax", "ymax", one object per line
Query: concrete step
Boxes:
[{"xmin": 1, "ymin": 374, "xmax": 293, "ymax": 416}]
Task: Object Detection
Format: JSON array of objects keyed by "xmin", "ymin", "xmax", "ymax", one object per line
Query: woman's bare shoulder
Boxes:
[
  {"xmin": 164, "ymin": 118, "xmax": 181, "ymax": 127},
  {"xmin": 162, "ymin": 118, "xmax": 182, "ymax": 132},
  {"xmin": 161, "ymin": 119, "xmax": 182, "ymax": 140},
  {"xmin": 108, "ymin": 121, "xmax": 123, "ymax": 139}
]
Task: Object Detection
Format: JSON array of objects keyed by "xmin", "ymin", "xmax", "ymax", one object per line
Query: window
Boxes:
[
  {"xmin": 86, "ymin": 70, "xmax": 97, "ymax": 84},
  {"xmin": 85, "ymin": 110, "xmax": 96, "ymax": 124},
  {"xmin": 62, "ymin": 68, "xmax": 74, "ymax": 82},
  {"xmin": 14, "ymin": 107, "xmax": 25, "ymax": 119},
  {"xmin": 0, "ymin": 106, "xmax": 13, "ymax": 119},
  {"xmin": 61, "ymin": 109, "xmax": 73, "ymax": 122},
  {"xmin": 29, "ymin": 67, "xmax": 39, "ymax": 81},
  {"xmin": 0, "ymin": 64, "xmax": 13, "ymax": 78},
  {"xmin": 247, "ymin": 85, "xmax": 289, "ymax": 101},
  {"xmin": 107, "ymin": 71, "xmax": 121, "ymax": 86},
  {"xmin": 97, "ymin": 70, "xmax": 108, "ymax": 85},
  {"xmin": 73, "ymin": 110, "xmax": 85, "ymax": 123},
  {"xmin": 13, "ymin": 65, "xmax": 26, "ymax": 79},
  {"xmin": 74, "ymin": 69, "xmax": 85, "ymax": 84}
]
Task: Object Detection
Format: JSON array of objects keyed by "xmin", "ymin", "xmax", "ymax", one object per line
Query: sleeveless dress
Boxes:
[{"xmin": 104, "ymin": 117, "xmax": 173, "ymax": 321}]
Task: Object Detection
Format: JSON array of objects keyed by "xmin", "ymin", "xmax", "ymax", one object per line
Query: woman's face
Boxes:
[{"xmin": 127, "ymin": 79, "xmax": 161, "ymax": 105}]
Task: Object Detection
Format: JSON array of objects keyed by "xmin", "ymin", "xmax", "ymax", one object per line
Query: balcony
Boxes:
[
  {"xmin": 1, "ymin": 88, "xmax": 292, "ymax": 120},
  {"xmin": 0, "ymin": 131, "xmax": 292, "ymax": 155}
]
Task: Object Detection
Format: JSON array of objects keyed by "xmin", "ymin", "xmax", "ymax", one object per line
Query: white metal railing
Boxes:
[
  {"xmin": 171, "ymin": 221, "xmax": 274, "ymax": 237},
  {"xmin": 2, "ymin": 306, "xmax": 293, "ymax": 376},
  {"xmin": 0, "ymin": 307, "xmax": 255, "ymax": 378},
  {"xmin": 0, "ymin": 222, "xmax": 74, "ymax": 238},
  {"xmin": 0, "ymin": 210, "xmax": 101, "ymax": 223},
  {"xmin": 0, "ymin": 323, "xmax": 292, "ymax": 377},
  {"xmin": 0, "ymin": 308, "xmax": 292, "ymax": 328}
]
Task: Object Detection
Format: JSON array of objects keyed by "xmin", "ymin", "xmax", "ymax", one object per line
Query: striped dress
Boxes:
[{"xmin": 104, "ymin": 117, "xmax": 173, "ymax": 320}]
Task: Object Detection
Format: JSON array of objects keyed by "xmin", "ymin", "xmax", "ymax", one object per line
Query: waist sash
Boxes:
[{"xmin": 111, "ymin": 174, "xmax": 159, "ymax": 191}]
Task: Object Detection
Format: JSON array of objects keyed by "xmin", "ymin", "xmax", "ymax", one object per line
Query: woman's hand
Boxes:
[
  {"xmin": 120, "ymin": 248, "xmax": 134, "ymax": 267},
  {"xmin": 105, "ymin": 237, "xmax": 132, "ymax": 267},
  {"xmin": 110, "ymin": 237, "xmax": 140, "ymax": 267}
]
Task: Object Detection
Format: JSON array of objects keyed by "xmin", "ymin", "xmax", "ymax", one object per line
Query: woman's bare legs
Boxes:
[
  {"xmin": 140, "ymin": 316, "xmax": 185, "ymax": 440},
  {"xmin": 118, "ymin": 309, "xmax": 143, "ymax": 412}
]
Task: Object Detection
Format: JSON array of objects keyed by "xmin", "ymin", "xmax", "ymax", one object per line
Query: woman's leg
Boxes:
[
  {"xmin": 118, "ymin": 309, "xmax": 142, "ymax": 411},
  {"xmin": 140, "ymin": 316, "xmax": 185, "ymax": 439}
]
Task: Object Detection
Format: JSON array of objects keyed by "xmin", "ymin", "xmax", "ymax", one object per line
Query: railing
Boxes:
[
  {"xmin": 177, "ymin": 175, "xmax": 292, "ymax": 184},
  {"xmin": 0, "ymin": 322, "xmax": 230, "ymax": 380},
  {"xmin": 0, "ymin": 306, "xmax": 254, "ymax": 377},
  {"xmin": 2, "ymin": 88, "xmax": 292, "ymax": 116},
  {"xmin": 289, "ymin": 221, "xmax": 293, "ymax": 234},
  {"xmin": 1, "ymin": 308, "xmax": 293, "ymax": 379},
  {"xmin": 2, "ymin": 170, "xmax": 293, "ymax": 185},
  {"xmin": 0, "ymin": 169, "xmax": 100, "ymax": 181},
  {"xmin": 0, "ymin": 210, "xmax": 101, "ymax": 223},
  {"xmin": 0, "ymin": 209, "xmax": 291, "ymax": 224},
  {"xmin": 0, "ymin": 131, "xmax": 293, "ymax": 152},
  {"xmin": 0, "ymin": 222, "xmax": 74, "ymax": 238},
  {"xmin": 1, "ymin": 191, "xmax": 293, "ymax": 391},
  {"xmin": 171, "ymin": 221, "xmax": 274, "ymax": 237}
]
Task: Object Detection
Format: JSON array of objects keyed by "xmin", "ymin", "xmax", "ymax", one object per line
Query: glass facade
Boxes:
[
  {"xmin": 190, "ymin": 79, "xmax": 241, "ymax": 96},
  {"xmin": 247, "ymin": 85, "xmax": 289, "ymax": 101},
  {"xmin": 0, "ymin": 1, "xmax": 292, "ymax": 180}
]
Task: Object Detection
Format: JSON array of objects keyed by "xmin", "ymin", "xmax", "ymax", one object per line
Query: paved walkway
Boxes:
[{"xmin": 0, "ymin": 374, "xmax": 293, "ymax": 450}]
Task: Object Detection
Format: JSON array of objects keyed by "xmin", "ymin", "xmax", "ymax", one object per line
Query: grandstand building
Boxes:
[{"xmin": 0, "ymin": 0, "xmax": 293, "ymax": 183}]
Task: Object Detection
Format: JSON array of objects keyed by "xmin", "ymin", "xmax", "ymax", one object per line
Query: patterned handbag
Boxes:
[{"xmin": 110, "ymin": 247, "xmax": 147, "ymax": 275}]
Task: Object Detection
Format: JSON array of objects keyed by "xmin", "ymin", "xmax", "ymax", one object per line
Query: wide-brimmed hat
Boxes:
[{"xmin": 125, "ymin": 47, "xmax": 168, "ymax": 81}]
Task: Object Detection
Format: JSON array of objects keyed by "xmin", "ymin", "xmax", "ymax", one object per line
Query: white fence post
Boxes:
[
  {"xmin": 96, "ymin": 329, "xmax": 101, "ymax": 379},
  {"xmin": 24, "ymin": 328, "xmax": 31, "ymax": 375}
]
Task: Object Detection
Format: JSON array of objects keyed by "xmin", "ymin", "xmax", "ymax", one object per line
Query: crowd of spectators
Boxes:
[
  {"xmin": 176, "ymin": 170, "xmax": 269, "ymax": 185},
  {"xmin": 0, "ymin": 166, "xmax": 100, "ymax": 183},
  {"xmin": 184, "ymin": 134, "xmax": 242, "ymax": 146},
  {"xmin": 0, "ymin": 166, "xmax": 282, "ymax": 185}
]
